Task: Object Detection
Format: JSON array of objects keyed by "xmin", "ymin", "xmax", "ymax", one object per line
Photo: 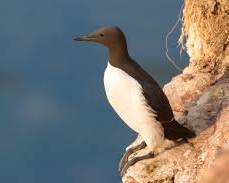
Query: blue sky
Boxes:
[{"xmin": 0, "ymin": 0, "xmax": 188, "ymax": 182}]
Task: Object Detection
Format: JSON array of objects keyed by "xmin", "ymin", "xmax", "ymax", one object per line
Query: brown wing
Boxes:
[
  {"xmin": 140, "ymin": 75, "xmax": 195, "ymax": 140},
  {"xmin": 121, "ymin": 59, "xmax": 195, "ymax": 140}
]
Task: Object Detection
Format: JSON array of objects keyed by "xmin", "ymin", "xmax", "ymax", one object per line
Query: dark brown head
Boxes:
[
  {"xmin": 74, "ymin": 26, "xmax": 130, "ymax": 66},
  {"xmin": 74, "ymin": 26, "xmax": 127, "ymax": 50}
]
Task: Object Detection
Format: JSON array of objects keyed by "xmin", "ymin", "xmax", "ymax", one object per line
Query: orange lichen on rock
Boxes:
[
  {"xmin": 179, "ymin": 0, "xmax": 229, "ymax": 73},
  {"xmin": 122, "ymin": 1, "xmax": 229, "ymax": 182}
]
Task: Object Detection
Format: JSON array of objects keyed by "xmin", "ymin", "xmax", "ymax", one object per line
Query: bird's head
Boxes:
[{"xmin": 74, "ymin": 26, "xmax": 127, "ymax": 49}]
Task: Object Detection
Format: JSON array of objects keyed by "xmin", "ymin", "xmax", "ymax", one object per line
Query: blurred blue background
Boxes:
[{"xmin": 0, "ymin": 0, "xmax": 188, "ymax": 182}]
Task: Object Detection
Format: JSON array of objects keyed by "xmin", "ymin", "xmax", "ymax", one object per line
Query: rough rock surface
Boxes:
[
  {"xmin": 122, "ymin": 63, "xmax": 229, "ymax": 183},
  {"xmin": 123, "ymin": 66, "xmax": 229, "ymax": 183},
  {"xmin": 122, "ymin": 0, "xmax": 229, "ymax": 182}
]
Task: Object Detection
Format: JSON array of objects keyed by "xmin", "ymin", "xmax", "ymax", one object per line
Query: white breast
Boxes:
[{"xmin": 103, "ymin": 63, "xmax": 164, "ymax": 149}]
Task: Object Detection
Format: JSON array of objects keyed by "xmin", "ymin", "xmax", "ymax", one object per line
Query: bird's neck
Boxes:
[{"xmin": 108, "ymin": 44, "xmax": 130, "ymax": 67}]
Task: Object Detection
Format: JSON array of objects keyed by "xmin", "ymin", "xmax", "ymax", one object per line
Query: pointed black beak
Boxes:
[{"xmin": 74, "ymin": 35, "xmax": 92, "ymax": 42}]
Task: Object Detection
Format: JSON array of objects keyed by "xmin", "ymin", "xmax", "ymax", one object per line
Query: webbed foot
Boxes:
[
  {"xmin": 119, "ymin": 141, "xmax": 146, "ymax": 174},
  {"xmin": 120, "ymin": 152, "xmax": 154, "ymax": 176}
]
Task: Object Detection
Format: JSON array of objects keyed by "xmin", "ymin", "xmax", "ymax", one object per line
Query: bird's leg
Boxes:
[
  {"xmin": 119, "ymin": 141, "xmax": 146, "ymax": 172},
  {"xmin": 120, "ymin": 152, "xmax": 154, "ymax": 176},
  {"xmin": 120, "ymin": 139, "xmax": 185, "ymax": 176}
]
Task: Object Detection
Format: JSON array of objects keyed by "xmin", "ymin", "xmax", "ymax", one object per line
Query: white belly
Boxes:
[{"xmin": 103, "ymin": 63, "xmax": 164, "ymax": 149}]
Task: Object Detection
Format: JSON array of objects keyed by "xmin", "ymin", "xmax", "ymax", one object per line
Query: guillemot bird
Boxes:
[{"xmin": 74, "ymin": 26, "xmax": 195, "ymax": 176}]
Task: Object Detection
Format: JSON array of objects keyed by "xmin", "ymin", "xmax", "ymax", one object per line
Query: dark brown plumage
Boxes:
[
  {"xmin": 74, "ymin": 26, "xmax": 195, "ymax": 176},
  {"xmin": 76, "ymin": 26, "xmax": 195, "ymax": 140},
  {"xmin": 114, "ymin": 57, "xmax": 195, "ymax": 140}
]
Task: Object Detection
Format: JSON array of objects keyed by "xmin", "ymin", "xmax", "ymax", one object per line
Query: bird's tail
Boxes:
[
  {"xmin": 162, "ymin": 119, "xmax": 196, "ymax": 141},
  {"xmin": 175, "ymin": 119, "xmax": 196, "ymax": 139}
]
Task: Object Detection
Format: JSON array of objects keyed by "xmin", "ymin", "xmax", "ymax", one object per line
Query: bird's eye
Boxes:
[{"xmin": 100, "ymin": 34, "xmax": 104, "ymax": 37}]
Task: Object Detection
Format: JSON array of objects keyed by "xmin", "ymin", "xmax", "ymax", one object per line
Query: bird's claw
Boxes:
[
  {"xmin": 118, "ymin": 142, "xmax": 147, "ymax": 175},
  {"xmin": 120, "ymin": 152, "xmax": 155, "ymax": 176}
]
